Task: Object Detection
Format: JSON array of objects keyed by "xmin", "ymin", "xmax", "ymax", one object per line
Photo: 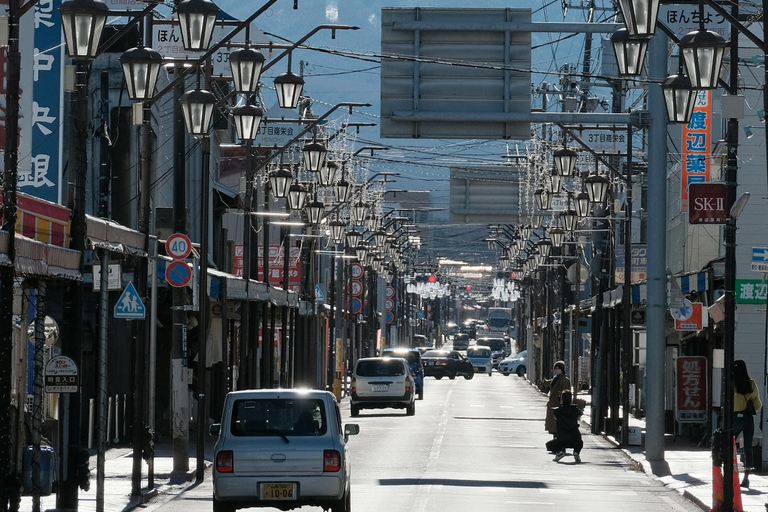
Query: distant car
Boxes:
[
  {"xmin": 466, "ymin": 346, "xmax": 493, "ymax": 376},
  {"xmin": 210, "ymin": 389, "xmax": 359, "ymax": 512},
  {"xmin": 351, "ymin": 357, "xmax": 416, "ymax": 416},
  {"xmin": 412, "ymin": 334, "xmax": 429, "ymax": 347},
  {"xmin": 499, "ymin": 350, "xmax": 528, "ymax": 377},
  {"xmin": 382, "ymin": 347, "xmax": 425, "ymax": 400},
  {"xmin": 477, "ymin": 337, "xmax": 506, "ymax": 368},
  {"xmin": 421, "ymin": 349, "xmax": 474, "ymax": 380},
  {"xmin": 415, "ymin": 346, "xmax": 436, "ymax": 355},
  {"xmin": 452, "ymin": 333, "xmax": 470, "ymax": 351}
]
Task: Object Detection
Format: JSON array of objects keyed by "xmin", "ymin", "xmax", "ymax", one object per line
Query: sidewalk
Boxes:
[
  {"xmin": 19, "ymin": 444, "xmax": 210, "ymax": 512},
  {"xmin": 570, "ymin": 387, "xmax": 768, "ymax": 512}
]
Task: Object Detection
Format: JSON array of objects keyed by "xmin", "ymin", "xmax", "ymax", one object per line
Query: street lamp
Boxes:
[
  {"xmin": 538, "ymin": 239, "xmax": 552, "ymax": 259},
  {"xmin": 346, "ymin": 230, "xmax": 363, "ymax": 249},
  {"xmin": 680, "ymin": 28, "xmax": 727, "ymax": 90},
  {"xmin": 232, "ymin": 103, "xmax": 264, "ymax": 141},
  {"xmin": 59, "ymin": 0, "xmax": 110, "ymax": 60},
  {"xmin": 553, "ymin": 147, "xmax": 578, "ymax": 177},
  {"xmin": 550, "ymin": 227, "xmax": 566, "ymax": 248},
  {"xmin": 318, "ymin": 160, "xmax": 338, "ymax": 187},
  {"xmin": 549, "ymin": 168, "xmax": 564, "ymax": 195},
  {"xmin": 617, "ymin": 0, "xmax": 659, "ymax": 36},
  {"xmin": 274, "ymin": 71, "xmax": 305, "ymax": 109},
  {"xmin": 179, "ymin": 87, "xmax": 216, "ymax": 137},
  {"xmin": 336, "ymin": 178, "xmax": 353, "ymax": 203},
  {"xmin": 120, "ymin": 45, "xmax": 163, "ymax": 101},
  {"xmin": 574, "ymin": 192, "xmax": 592, "ymax": 218},
  {"xmin": 585, "ymin": 173, "xmax": 611, "ymax": 203},
  {"xmin": 534, "ymin": 188, "xmax": 552, "ymax": 210},
  {"xmin": 330, "ymin": 220, "xmax": 346, "ymax": 244},
  {"xmin": 611, "ymin": 29, "xmax": 649, "ymax": 76},
  {"xmin": 560, "ymin": 208, "xmax": 578, "ymax": 231},
  {"xmin": 302, "ymin": 140, "xmax": 328, "ymax": 172},
  {"xmin": 304, "ymin": 198, "xmax": 325, "ymax": 225},
  {"xmin": 350, "ymin": 201, "xmax": 368, "ymax": 225},
  {"xmin": 229, "ymin": 47, "xmax": 265, "ymax": 94},
  {"xmin": 286, "ymin": 182, "xmax": 308, "ymax": 211},
  {"xmin": 176, "ymin": 0, "xmax": 220, "ymax": 51},
  {"xmin": 269, "ymin": 167, "xmax": 294, "ymax": 199},
  {"xmin": 662, "ymin": 71, "xmax": 697, "ymax": 124},
  {"xmin": 373, "ymin": 230, "xmax": 388, "ymax": 248},
  {"xmin": 355, "ymin": 244, "xmax": 368, "ymax": 262}
]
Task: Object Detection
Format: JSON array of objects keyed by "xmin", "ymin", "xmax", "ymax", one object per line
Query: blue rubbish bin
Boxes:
[{"xmin": 22, "ymin": 445, "xmax": 56, "ymax": 496}]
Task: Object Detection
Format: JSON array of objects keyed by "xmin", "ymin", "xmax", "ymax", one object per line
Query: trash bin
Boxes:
[{"xmin": 22, "ymin": 445, "xmax": 56, "ymax": 496}]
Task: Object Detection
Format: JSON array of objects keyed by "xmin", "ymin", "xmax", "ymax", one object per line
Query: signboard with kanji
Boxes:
[
  {"xmin": 681, "ymin": 91, "xmax": 712, "ymax": 211},
  {"xmin": 45, "ymin": 355, "xmax": 78, "ymax": 393},
  {"xmin": 258, "ymin": 245, "xmax": 302, "ymax": 292},
  {"xmin": 736, "ymin": 279, "xmax": 768, "ymax": 304},
  {"xmin": 676, "ymin": 356, "xmax": 707, "ymax": 423},
  {"xmin": 615, "ymin": 244, "xmax": 647, "ymax": 284}
]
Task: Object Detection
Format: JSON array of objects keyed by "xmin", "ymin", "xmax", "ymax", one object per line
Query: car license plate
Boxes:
[
  {"xmin": 372, "ymin": 384, "xmax": 389, "ymax": 392},
  {"xmin": 261, "ymin": 482, "xmax": 296, "ymax": 500}
]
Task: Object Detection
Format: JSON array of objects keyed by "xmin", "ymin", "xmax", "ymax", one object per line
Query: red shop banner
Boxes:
[{"xmin": 676, "ymin": 356, "xmax": 707, "ymax": 423}]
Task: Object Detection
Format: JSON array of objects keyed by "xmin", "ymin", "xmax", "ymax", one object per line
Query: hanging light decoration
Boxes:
[
  {"xmin": 345, "ymin": 229, "xmax": 363, "ymax": 248},
  {"xmin": 538, "ymin": 239, "xmax": 553, "ymax": 259},
  {"xmin": 318, "ymin": 160, "xmax": 338, "ymax": 187},
  {"xmin": 534, "ymin": 188, "xmax": 552, "ymax": 210},
  {"xmin": 662, "ymin": 71, "xmax": 697, "ymax": 124},
  {"xmin": 617, "ymin": 0, "xmax": 660, "ymax": 36},
  {"xmin": 336, "ymin": 178, "xmax": 353, "ymax": 203},
  {"xmin": 350, "ymin": 201, "xmax": 369, "ymax": 226},
  {"xmin": 611, "ymin": 29, "xmax": 650, "ymax": 76},
  {"xmin": 549, "ymin": 227, "xmax": 566, "ymax": 248},
  {"xmin": 355, "ymin": 244, "xmax": 368, "ymax": 262},
  {"xmin": 679, "ymin": 28, "xmax": 727, "ymax": 90},
  {"xmin": 373, "ymin": 230, "xmax": 388, "ymax": 248},
  {"xmin": 560, "ymin": 208, "xmax": 578, "ymax": 231},
  {"xmin": 329, "ymin": 220, "xmax": 346, "ymax": 245},
  {"xmin": 549, "ymin": 168, "xmax": 564, "ymax": 195}
]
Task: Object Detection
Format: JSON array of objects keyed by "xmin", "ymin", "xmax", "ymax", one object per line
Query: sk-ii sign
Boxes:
[{"xmin": 688, "ymin": 182, "xmax": 726, "ymax": 224}]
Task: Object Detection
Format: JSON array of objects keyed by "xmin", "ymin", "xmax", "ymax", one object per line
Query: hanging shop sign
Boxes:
[
  {"xmin": 676, "ymin": 356, "xmax": 707, "ymax": 423},
  {"xmin": 680, "ymin": 91, "xmax": 712, "ymax": 211}
]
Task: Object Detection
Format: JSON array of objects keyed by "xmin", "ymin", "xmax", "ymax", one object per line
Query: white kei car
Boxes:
[
  {"xmin": 210, "ymin": 389, "xmax": 359, "ymax": 512},
  {"xmin": 499, "ymin": 350, "xmax": 528, "ymax": 377}
]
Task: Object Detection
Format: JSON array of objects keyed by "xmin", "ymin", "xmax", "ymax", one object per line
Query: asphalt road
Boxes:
[{"xmin": 148, "ymin": 372, "xmax": 702, "ymax": 512}]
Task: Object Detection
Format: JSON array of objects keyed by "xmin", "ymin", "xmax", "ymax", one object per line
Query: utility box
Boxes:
[{"xmin": 22, "ymin": 445, "xmax": 56, "ymax": 496}]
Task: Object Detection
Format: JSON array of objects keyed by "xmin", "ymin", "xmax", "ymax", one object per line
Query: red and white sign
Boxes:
[
  {"xmin": 385, "ymin": 286, "xmax": 395, "ymax": 299},
  {"xmin": 166, "ymin": 233, "xmax": 192, "ymax": 259},
  {"xmin": 688, "ymin": 182, "xmax": 727, "ymax": 224},
  {"xmin": 681, "ymin": 91, "xmax": 712, "ymax": 211},
  {"xmin": 674, "ymin": 301, "xmax": 705, "ymax": 331},
  {"xmin": 166, "ymin": 260, "xmax": 192, "ymax": 288},
  {"xmin": 232, "ymin": 244, "xmax": 302, "ymax": 292},
  {"xmin": 676, "ymin": 356, "xmax": 707, "ymax": 423},
  {"xmin": 350, "ymin": 263, "xmax": 364, "ymax": 280},
  {"xmin": 350, "ymin": 281, "xmax": 363, "ymax": 297}
]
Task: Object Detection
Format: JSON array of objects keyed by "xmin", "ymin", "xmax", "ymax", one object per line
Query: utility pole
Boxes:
[
  {"xmin": 0, "ymin": 0, "xmax": 21, "ymax": 507},
  {"xmin": 171, "ymin": 67, "xmax": 190, "ymax": 475}
]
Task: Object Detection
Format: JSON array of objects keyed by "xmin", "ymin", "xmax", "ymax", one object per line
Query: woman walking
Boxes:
[
  {"xmin": 733, "ymin": 359, "xmax": 761, "ymax": 488},
  {"xmin": 544, "ymin": 361, "xmax": 571, "ymax": 436}
]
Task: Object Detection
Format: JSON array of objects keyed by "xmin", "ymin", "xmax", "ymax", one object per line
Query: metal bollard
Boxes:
[
  {"xmin": 113, "ymin": 394, "xmax": 120, "ymax": 444},
  {"xmin": 88, "ymin": 398, "xmax": 94, "ymax": 449},
  {"xmin": 107, "ymin": 396, "xmax": 113, "ymax": 446}
]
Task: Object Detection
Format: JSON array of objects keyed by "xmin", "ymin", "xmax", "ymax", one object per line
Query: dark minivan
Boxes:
[{"xmin": 381, "ymin": 347, "xmax": 424, "ymax": 400}]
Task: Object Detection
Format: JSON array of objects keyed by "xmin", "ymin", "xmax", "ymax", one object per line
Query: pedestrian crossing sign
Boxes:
[{"xmin": 114, "ymin": 281, "xmax": 146, "ymax": 319}]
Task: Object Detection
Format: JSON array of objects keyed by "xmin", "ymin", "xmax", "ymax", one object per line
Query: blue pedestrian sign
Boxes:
[
  {"xmin": 752, "ymin": 247, "xmax": 768, "ymax": 273},
  {"xmin": 114, "ymin": 282, "xmax": 146, "ymax": 319}
]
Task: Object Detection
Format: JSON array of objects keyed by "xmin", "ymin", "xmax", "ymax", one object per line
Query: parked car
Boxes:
[
  {"xmin": 421, "ymin": 349, "xmax": 474, "ymax": 380},
  {"xmin": 499, "ymin": 350, "xmax": 528, "ymax": 376},
  {"xmin": 210, "ymin": 389, "xmax": 359, "ymax": 512},
  {"xmin": 477, "ymin": 337, "xmax": 507, "ymax": 368},
  {"xmin": 452, "ymin": 333, "xmax": 470, "ymax": 351},
  {"xmin": 350, "ymin": 357, "xmax": 416, "ymax": 416},
  {"xmin": 466, "ymin": 346, "xmax": 493, "ymax": 376},
  {"xmin": 382, "ymin": 347, "xmax": 425, "ymax": 400}
]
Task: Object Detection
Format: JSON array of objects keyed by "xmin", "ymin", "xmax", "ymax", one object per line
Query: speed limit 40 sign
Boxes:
[{"xmin": 166, "ymin": 233, "xmax": 192, "ymax": 259}]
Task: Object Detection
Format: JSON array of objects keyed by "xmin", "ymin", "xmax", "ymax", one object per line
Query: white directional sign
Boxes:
[
  {"xmin": 114, "ymin": 282, "xmax": 146, "ymax": 319},
  {"xmin": 752, "ymin": 247, "xmax": 768, "ymax": 273}
]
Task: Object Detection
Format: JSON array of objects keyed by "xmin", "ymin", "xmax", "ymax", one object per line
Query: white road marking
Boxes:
[
  {"xmin": 413, "ymin": 385, "xmax": 454, "ymax": 512},
  {"xmin": 539, "ymin": 489, "xmax": 571, "ymax": 494}
]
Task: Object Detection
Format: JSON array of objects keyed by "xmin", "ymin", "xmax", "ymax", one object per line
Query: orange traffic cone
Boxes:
[
  {"xmin": 712, "ymin": 464, "xmax": 724, "ymax": 512},
  {"xmin": 732, "ymin": 438, "xmax": 743, "ymax": 512}
]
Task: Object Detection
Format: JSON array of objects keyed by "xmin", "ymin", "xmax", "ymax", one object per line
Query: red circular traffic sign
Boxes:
[
  {"xmin": 385, "ymin": 286, "xmax": 395, "ymax": 298},
  {"xmin": 166, "ymin": 233, "xmax": 192, "ymax": 259},
  {"xmin": 351, "ymin": 263, "xmax": 364, "ymax": 279},
  {"xmin": 350, "ymin": 281, "xmax": 363, "ymax": 297},
  {"xmin": 166, "ymin": 261, "xmax": 192, "ymax": 288}
]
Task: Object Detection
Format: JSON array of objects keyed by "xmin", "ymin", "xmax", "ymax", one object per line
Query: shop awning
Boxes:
[
  {"xmin": 0, "ymin": 231, "xmax": 82, "ymax": 280},
  {"xmin": 86, "ymin": 215, "xmax": 147, "ymax": 256}
]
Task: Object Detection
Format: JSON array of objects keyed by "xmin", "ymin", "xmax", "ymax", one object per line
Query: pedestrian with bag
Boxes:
[
  {"xmin": 733, "ymin": 359, "xmax": 761, "ymax": 487},
  {"xmin": 544, "ymin": 360, "xmax": 571, "ymax": 436},
  {"xmin": 546, "ymin": 389, "xmax": 584, "ymax": 463}
]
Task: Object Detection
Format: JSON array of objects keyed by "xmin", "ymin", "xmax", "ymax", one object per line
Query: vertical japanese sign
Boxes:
[
  {"xmin": 676, "ymin": 356, "xmax": 707, "ymax": 423},
  {"xmin": 256, "ymin": 244, "xmax": 301, "ymax": 292},
  {"xmin": 15, "ymin": 0, "xmax": 63, "ymax": 203},
  {"xmin": 681, "ymin": 90, "xmax": 712, "ymax": 211}
]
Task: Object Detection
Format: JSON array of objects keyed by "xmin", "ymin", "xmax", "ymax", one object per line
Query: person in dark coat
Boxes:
[
  {"xmin": 544, "ymin": 360, "xmax": 571, "ymax": 434},
  {"xmin": 546, "ymin": 390, "xmax": 583, "ymax": 463}
]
